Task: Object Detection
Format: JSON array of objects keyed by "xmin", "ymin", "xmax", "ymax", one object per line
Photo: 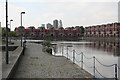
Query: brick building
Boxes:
[
  {"xmin": 84, "ymin": 23, "xmax": 120, "ymax": 38},
  {"xmin": 15, "ymin": 26, "xmax": 83, "ymax": 40}
]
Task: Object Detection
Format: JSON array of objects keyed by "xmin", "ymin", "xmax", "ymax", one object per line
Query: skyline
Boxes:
[{"xmin": 0, "ymin": 0, "xmax": 119, "ymax": 31}]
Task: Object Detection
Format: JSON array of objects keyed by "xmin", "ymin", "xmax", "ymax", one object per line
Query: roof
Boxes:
[{"xmin": 18, "ymin": 26, "xmax": 25, "ymax": 28}]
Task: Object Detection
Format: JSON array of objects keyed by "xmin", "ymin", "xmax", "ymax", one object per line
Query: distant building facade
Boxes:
[
  {"xmin": 15, "ymin": 26, "xmax": 83, "ymax": 40},
  {"xmin": 59, "ymin": 20, "xmax": 63, "ymax": 28},
  {"xmin": 41, "ymin": 24, "xmax": 45, "ymax": 27},
  {"xmin": 53, "ymin": 19, "xmax": 58, "ymax": 29},
  {"xmin": 84, "ymin": 23, "xmax": 120, "ymax": 42},
  {"xmin": 15, "ymin": 22, "xmax": 120, "ymax": 41},
  {"xmin": 46, "ymin": 23, "xmax": 53, "ymax": 29}
]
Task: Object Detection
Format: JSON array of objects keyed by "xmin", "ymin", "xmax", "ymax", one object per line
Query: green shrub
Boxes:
[
  {"xmin": 46, "ymin": 48, "xmax": 52, "ymax": 54},
  {"xmin": 42, "ymin": 40, "xmax": 52, "ymax": 54},
  {"xmin": 42, "ymin": 40, "xmax": 51, "ymax": 48}
]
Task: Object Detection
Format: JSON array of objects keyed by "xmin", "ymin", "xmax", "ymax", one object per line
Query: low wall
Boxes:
[
  {"xmin": 2, "ymin": 45, "xmax": 26, "ymax": 80},
  {"xmin": 0, "ymin": 45, "xmax": 18, "ymax": 51}
]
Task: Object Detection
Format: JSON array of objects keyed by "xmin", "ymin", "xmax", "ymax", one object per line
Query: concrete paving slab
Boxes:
[{"xmin": 14, "ymin": 43, "xmax": 94, "ymax": 79}]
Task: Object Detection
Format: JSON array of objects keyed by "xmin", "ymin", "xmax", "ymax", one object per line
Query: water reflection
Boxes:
[
  {"xmin": 84, "ymin": 41, "xmax": 120, "ymax": 56},
  {"xmin": 52, "ymin": 41, "xmax": 120, "ymax": 79}
]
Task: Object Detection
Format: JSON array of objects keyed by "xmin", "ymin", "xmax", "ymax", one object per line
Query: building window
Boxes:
[{"xmin": 51, "ymin": 34, "xmax": 53, "ymax": 36}]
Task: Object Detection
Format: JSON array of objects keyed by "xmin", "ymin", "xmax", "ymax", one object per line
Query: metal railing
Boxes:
[{"xmin": 59, "ymin": 47, "xmax": 120, "ymax": 80}]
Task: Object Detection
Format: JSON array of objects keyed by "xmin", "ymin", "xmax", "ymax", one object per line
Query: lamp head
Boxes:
[
  {"xmin": 10, "ymin": 19, "xmax": 13, "ymax": 21},
  {"xmin": 21, "ymin": 12, "xmax": 25, "ymax": 14}
]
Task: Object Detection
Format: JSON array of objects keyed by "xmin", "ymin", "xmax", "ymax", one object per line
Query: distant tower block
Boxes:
[
  {"xmin": 53, "ymin": 19, "xmax": 58, "ymax": 29},
  {"xmin": 59, "ymin": 20, "xmax": 63, "ymax": 28},
  {"xmin": 46, "ymin": 23, "xmax": 53, "ymax": 29},
  {"xmin": 118, "ymin": 1, "xmax": 120, "ymax": 22},
  {"xmin": 41, "ymin": 24, "xmax": 45, "ymax": 27}
]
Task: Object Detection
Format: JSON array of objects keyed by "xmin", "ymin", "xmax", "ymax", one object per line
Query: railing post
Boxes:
[
  {"xmin": 23, "ymin": 42, "xmax": 24, "ymax": 55},
  {"xmin": 23, "ymin": 41, "xmax": 26, "ymax": 55},
  {"xmin": 62, "ymin": 46, "xmax": 63, "ymax": 56},
  {"xmin": 115, "ymin": 64, "xmax": 118, "ymax": 80},
  {"xmin": 67, "ymin": 47, "xmax": 68, "ymax": 59},
  {"xmin": 73, "ymin": 49, "xmax": 75, "ymax": 64},
  {"xmin": 93, "ymin": 56, "xmax": 96, "ymax": 78},
  {"xmin": 81, "ymin": 52, "xmax": 83, "ymax": 69}
]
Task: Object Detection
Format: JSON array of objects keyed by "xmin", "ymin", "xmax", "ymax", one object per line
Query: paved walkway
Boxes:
[{"xmin": 14, "ymin": 42, "xmax": 94, "ymax": 78}]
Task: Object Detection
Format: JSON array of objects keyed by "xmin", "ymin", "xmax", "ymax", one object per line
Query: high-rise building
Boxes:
[
  {"xmin": 41, "ymin": 24, "xmax": 45, "ymax": 27},
  {"xmin": 59, "ymin": 20, "xmax": 63, "ymax": 28},
  {"xmin": 118, "ymin": 1, "xmax": 120, "ymax": 22},
  {"xmin": 46, "ymin": 23, "xmax": 53, "ymax": 29},
  {"xmin": 53, "ymin": 19, "xmax": 58, "ymax": 29}
]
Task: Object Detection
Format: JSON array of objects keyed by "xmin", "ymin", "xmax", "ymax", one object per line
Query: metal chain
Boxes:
[
  {"xmin": 74, "ymin": 59, "xmax": 82, "ymax": 63},
  {"xmin": 75, "ymin": 51, "xmax": 83, "ymax": 55},
  {"xmin": 95, "ymin": 58, "xmax": 115, "ymax": 67},
  {"xmin": 62, "ymin": 49, "xmax": 119, "ymax": 79},
  {"xmin": 68, "ymin": 49, "xmax": 73, "ymax": 53},
  {"xmin": 83, "ymin": 62, "xmax": 93, "ymax": 68},
  {"xmin": 95, "ymin": 68, "xmax": 108, "ymax": 78},
  {"xmin": 68, "ymin": 54, "xmax": 73, "ymax": 59},
  {"xmin": 64, "ymin": 52, "xmax": 67, "ymax": 55},
  {"xmin": 83, "ymin": 54, "xmax": 93, "ymax": 60}
]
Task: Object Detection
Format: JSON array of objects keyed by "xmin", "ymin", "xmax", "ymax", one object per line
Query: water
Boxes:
[{"xmin": 52, "ymin": 41, "xmax": 120, "ymax": 79}]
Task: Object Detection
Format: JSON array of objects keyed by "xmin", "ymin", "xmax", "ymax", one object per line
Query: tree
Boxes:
[
  {"xmin": 80, "ymin": 26, "xmax": 84, "ymax": 33},
  {"xmin": 75, "ymin": 26, "xmax": 84, "ymax": 33},
  {"xmin": 71, "ymin": 26, "xmax": 75, "ymax": 29},
  {"xmin": 1, "ymin": 27, "xmax": 10, "ymax": 37},
  {"xmin": 8, "ymin": 31, "xmax": 17, "ymax": 37},
  {"xmin": 59, "ymin": 27, "xmax": 64, "ymax": 29},
  {"xmin": 75, "ymin": 26, "xmax": 80, "ymax": 29}
]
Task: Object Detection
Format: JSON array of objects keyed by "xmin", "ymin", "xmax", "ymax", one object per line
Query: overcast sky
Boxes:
[{"xmin": 0, "ymin": 0, "xmax": 120, "ymax": 30}]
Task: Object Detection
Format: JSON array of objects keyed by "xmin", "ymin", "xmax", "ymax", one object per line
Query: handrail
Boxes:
[
  {"xmin": 74, "ymin": 57, "xmax": 82, "ymax": 63},
  {"xmin": 74, "ymin": 51, "xmax": 83, "ymax": 55},
  {"xmin": 67, "ymin": 54, "xmax": 73, "ymax": 59},
  {"xmin": 95, "ymin": 68, "xmax": 107, "ymax": 78},
  {"xmin": 75, "ymin": 59, "xmax": 82, "ymax": 63},
  {"xmin": 60, "ymin": 47, "xmax": 120, "ymax": 79},
  {"xmin": 83, "ymin": 54, "xmax": 93, "ymax": 60},
  {"xmin": 95, "ymin": 58, "xmax": 115, "ymax": 67},
  {"xmin": 83, "ymin": 62, "xmax": 93, "ymax": 68}
]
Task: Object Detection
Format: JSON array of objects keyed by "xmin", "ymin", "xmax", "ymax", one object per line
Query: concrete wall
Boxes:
[
  {"xmin": 2, "ymin": 46, "xmax": 25, "ymax": 80},
  {"xmin": 1, "ymin": 45, "xmax": 18, "ymax": 51}
]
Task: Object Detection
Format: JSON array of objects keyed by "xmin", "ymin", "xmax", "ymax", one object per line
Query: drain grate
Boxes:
[{"xmin": 30, "ymin": 57, "xmax": 39, "ymax": 59}]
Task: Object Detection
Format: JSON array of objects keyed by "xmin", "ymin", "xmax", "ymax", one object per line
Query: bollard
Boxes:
[
  {"xmin": 23, "ymin": 42, "xmax": 25, "ymax": 55},
  {"xmin": 73, "ymin": 49, "xmax": 75, "ymax": 64},
  {"xmin": 115, "ymin": 64, "xmax": 118, "ymax": 80},
  {"xmin": 62, "ymin": 46, "xmax": 63, "ymax": 56},
  {"xmin": 23, "ymin": 41, "xmax": 26, "ymax": 55},
  {"xmin": 81, "ymin": 52, "xmax": 83, "ymax": 69},
  {"xmin": 67, "ymin": 47, "xmax": 68, "ymax": 59},
  {"xmin": 93, "ymin": 56, "xmax": 96, "ymax": 78}
]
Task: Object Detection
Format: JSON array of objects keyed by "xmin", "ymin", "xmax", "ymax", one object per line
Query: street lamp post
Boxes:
[
  {"xmin": 20, "ymin": 12, "xmax": 25, "ymax": 47},
  {"xmin": 6, "ymin": 0, "xmax": 9, "ymax": 64},
  {"xmin": 10, "ymin": 19, "xmax": 13, "ymax": 43}
]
